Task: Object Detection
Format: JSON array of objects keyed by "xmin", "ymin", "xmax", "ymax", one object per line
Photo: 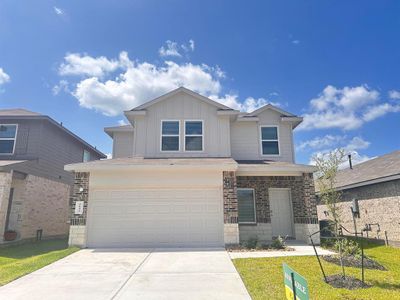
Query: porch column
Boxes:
[
  {"xmin": 68, "ymin": 172, "xmax": 89, "ymax": 247},
  {"xmin": 223, "ymin": 171, "xmax": 239, "ymax": 245}
]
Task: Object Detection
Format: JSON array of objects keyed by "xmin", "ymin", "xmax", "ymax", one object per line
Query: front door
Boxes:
[{"xmin": 269, "ymin": 188, "xmax": 294, "ymax": 237}]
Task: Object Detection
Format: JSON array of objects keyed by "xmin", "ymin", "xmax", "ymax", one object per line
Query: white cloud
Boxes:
[
  {"xmin": 0, "ymin": 68, "xmax": 10, "ymax": 85},
  {"xmin": 54, "ymin": 6, "xmax": 64, "ymax": 15},
  {"xmin": 389, "ymin": 90, "xmax": 400, "ymax": 99},
  {"xmin": 59, "ymin": 52, "xmax": 122, "ymax": 77},
  {"xmin": 297, "ymin": 135, "xmax": 345, "ymax": 151},
  {"xmin": 308, "ymin": 136, "xmax": 372, "ymax": 167},
  {"xmin": 298, "ymin": 85, "xmax": 400, "ymax": 130},
  {"xmin": 58, "ymin": 51, "xmax": 276, "ymax": 116},
  {"xmin": 292, "ymin": 40, "xmax": 300, "ymax": 45},
  {"xmin": 159, "ymin": 40, "xmax": 181, "ymax": 57},
  {"xmin": 159, "ymin": 39, "xmax": 196, "ymax": 58},
  {"xmin": 52, "ymin": 79, "xmax": 69, "ymax": 95},
  {"xmin": 118, "ymin": 119, "xmax": 127, "ymax": 126}
]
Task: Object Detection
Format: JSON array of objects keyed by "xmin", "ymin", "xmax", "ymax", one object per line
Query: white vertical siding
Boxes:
[
  {"xmin": 230, "ymin": 109, "xmax": 294, "ymax": 162},
  {"xmin": 113, "ymin": 131, "xmax": 134, "ymax": 158},
  {"xmin": 133, "ymin": 92, "xmax": 231, "ymax": 157}
]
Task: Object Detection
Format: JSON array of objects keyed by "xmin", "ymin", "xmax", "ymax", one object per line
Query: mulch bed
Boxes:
[
  {"xmin": 226, "ymin": 246, "xmax": 295, "ymax": 252},
  {"xmin": 326, "ymin": 274, "xmax": 370, "ymax": 290},
  {"xmin": 322, "ymin": 254, "xmax": 386, "ymax": 270}
]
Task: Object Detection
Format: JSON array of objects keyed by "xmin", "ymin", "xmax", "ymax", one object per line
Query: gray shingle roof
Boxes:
[{"xmin": 334, "ymin": 150, "xmax": 400, "ymax": 189}]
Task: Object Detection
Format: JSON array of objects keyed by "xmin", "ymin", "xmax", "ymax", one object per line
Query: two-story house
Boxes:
[
  {"xmin": 0, "ymin": 109, "xmax": 105, "ymax": 243},
  {"xmin": 66, "ymin": 87, "xmax": 319, "ymax": 248}
]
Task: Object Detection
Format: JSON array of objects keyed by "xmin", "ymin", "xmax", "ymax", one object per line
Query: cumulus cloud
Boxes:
[
  {"xmin": 307, "ymin": 136, "xmax": 372, "ymax": 167},
  {"xmin": 52, "ymin": 79, "xmax": 70, "ymax": 95},
  {"xmin": 57, "ymin": 51, "xmax": 274, "ymax": 116},
  {"xmin": 389, "ymin": 90, "xmax": 400, "ymax": 99},
  {"xmin": 0, "ymin": 68, "xmax": 10, "ymax": 85},
  {"xmin": 298, "ymin": 85, "xmax": 400, "ymax": 130},
  {"xmin": 118, "ymin": 119, "xmax": 128, "ymax": 126},
  {"xmin": 159, "ymin": 39, "xmax": 195, "ymax": 58}
]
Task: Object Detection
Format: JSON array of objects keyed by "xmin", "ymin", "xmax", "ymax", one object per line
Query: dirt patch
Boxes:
[
  {"xmin": 323, "ymin": 255, "xmax": 386, "ymax": 270},
  {"xmin": 326, "ymin": 274, "xmax": 370, "ymax": 290}
]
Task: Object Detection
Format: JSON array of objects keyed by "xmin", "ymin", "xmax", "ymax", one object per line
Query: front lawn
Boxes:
[
  {"xmin": 233, "ymin": 242, "xmax": 400, "ymax": 300},
  {"xmin": 0, "ymin": 239, "xmax": 79, "ymax": 286}
]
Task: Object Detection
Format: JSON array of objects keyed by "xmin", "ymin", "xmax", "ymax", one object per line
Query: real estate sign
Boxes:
[{"xmin": 283, "ymin": 263, "xmax": 309, "ymax": 300}]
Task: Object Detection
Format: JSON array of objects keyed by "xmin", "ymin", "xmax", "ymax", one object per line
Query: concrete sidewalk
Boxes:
[
  {"xmin": 229, "ymin": 243, "xmax": 335, "ymax": 259},
  {"xmin": 0, "ymin": 248, "xmax": 251, "ymax": 300}
]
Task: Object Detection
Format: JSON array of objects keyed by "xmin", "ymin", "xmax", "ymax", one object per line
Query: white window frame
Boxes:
[
  {"xmin": 260, "ymin": 125, "xmax": 280, "ymax": 156},
  {"xmin": 0, "ymin": 124, "xmax": 18, "ymax": 155},
  {"xmin": 160, "ymin": 120, "xmax": 180, "ymax": 152},
  {"xmin": 237, "ymin": 188, "xmax": 257, "ymax": 224},
  {"xmin": 184, "ymin": 120, "xmax": 204, "ymax": 152}
]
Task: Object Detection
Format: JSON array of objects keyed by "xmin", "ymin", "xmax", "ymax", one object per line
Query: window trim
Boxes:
[
  {"xmin": 259, "ymin": 125, "xmax": 280, "ymax": 156},
  {"xmin": 160, "ymin": 120, "xmax": 181, "ymax": 152},
  {"xmin": 184, "ymin": 120, "xmax": 204, "ymax": 152},
  {"xmin": 0, "ymin": 124, "xmax": 18, "ymax": 155},
  {"xmin": 237, "ymin": 188, "xmax": 257, "ymax": 224}
]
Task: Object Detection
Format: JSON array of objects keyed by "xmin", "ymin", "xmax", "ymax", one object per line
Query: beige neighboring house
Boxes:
[
  {"xmin": 0, "ymin": 109, "xmax": 105, "ymax": 244},
  {"xmin": 66, "ymin": 87, "xmax": 319, "ymax": 248},
  {"xmin": 317, "ymin": 150, "xmax": 400, "ymax": 246}
]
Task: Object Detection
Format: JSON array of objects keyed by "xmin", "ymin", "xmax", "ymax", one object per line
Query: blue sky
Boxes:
[{"xmin": 0, "ymin": 1, "xmax": 399, "ymax": 163}]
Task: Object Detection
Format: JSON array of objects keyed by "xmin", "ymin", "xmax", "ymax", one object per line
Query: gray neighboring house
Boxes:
[
  {"xmin": 66, "ymin": 87, "xmax": 319, "ymax": 248},
  {"xmin": 0, "ymin": 109, "xmax": 105, "ymax": 243},
  {"xmin": 317, "ymin": 150, "xmax": 400, "ymax": 246}
]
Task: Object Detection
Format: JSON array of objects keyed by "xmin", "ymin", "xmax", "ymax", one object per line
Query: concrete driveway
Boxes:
[{"xmin": 0, "ymin": 249, "xmax": 251, "ymax": 300}]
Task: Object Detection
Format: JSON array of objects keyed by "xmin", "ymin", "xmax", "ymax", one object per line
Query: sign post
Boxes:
[{"xmin": 283, "ymin": 263, "xmax": 309, "ymax": 300}]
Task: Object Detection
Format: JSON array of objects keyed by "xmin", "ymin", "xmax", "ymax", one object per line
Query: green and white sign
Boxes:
[{"xmin": 283, "ymin": 263, "xmax": 309, "ymax": 300}]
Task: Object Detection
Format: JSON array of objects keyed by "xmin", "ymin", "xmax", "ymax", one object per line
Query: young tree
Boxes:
[{"xmin": 313, "ymin": 149, "xmax": 347, "ymax": 277}]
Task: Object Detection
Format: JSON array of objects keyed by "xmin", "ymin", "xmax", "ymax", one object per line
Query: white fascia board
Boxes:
[
  {"xmin": 65, "ymin": 161, "xmax": 238, "ymax": 173},
  {"xmin": 237, "ymin": 164, "xmax": 317, "ymax": 176},
  {"xmin": 217, "ymin": 110, "xmax": 240, "ymax": 116}
]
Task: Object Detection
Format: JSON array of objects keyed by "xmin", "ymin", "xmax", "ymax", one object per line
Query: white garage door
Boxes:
[{"xmin": 86, "ymin": 188, "xmax": 224, "ymax": 248}]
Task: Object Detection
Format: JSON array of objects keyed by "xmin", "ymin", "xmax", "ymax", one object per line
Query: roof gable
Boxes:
[
  {"xmin": 130, "ymin": 87, "xmax": 236, "ymax": 111},
  {"xmin": 247, "ymin": 104, "xmax": 295, "ymax": 117}
]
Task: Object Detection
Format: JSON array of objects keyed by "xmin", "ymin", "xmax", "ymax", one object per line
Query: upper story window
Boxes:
[
  {"xmin": 185, "ymin": 121, "xmax": 203, "ymax": 151},
  {"xmin": 261, "ymin": 126, "xmax": 279, "ymax": 155},
  {"xmin": 0, "ymin": 124, "xmax": 17, "ymax": 155},
  {"xmin": 83, "ymin": 149, "xmax": 91, "ymax": 162},
  {"xmin": 161, "ymin": 121, "xmax": 180, "ymax": 151}
]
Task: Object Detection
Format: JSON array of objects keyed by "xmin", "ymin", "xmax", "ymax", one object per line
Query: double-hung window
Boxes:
[
  {"xmin": 261, "ymin": 126, "xmax": 279, "ymax": 155},
  {"xmin": 161, "ymin": 121, "xmax": 180, "ymax": 151},
  {"xmin": 237, "ymin": 188, "xmax": 256, "ymax": 224},
  {"xmin": 185, "ymin": 121, "xmax": 203, "ymax": 151},
  {"xmin": 0, "ymin": 124, "xmax": 17, "ymax": 155}
]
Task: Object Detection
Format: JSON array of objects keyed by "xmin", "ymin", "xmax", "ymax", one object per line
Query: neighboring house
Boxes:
[
  {"xmin": 317, "ymin": 150, "xmax": 400, "ymax": 246},
  {"xmin": 66, "ymin": 87, "xmax": 319, "ymax": 248},
  {"xmin": 0, "ymin": 109, "xmax": 106, "ymax": 243}
]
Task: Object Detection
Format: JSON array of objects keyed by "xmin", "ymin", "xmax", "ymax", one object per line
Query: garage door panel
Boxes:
[{"xmin": 87, "ymin": 188, "xmax": 224, "ymax": 248}]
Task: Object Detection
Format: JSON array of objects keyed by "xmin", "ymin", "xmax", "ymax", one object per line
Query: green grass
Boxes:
[
  {"xmin": 0, "ymin": 239, "xmax": 79, "ymax": 286},
  {"xmin": 233, "ymin": 242, "xmax": 400, "ymax": 300}
]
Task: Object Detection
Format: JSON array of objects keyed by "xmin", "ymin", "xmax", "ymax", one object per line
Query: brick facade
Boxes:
[
  {"xmin": 223, "ymin": 171, "xmax": 238, "ymax": 224},
  {"xmin": 317, "ymin": 179, "xmax": 400, "ymax": 246},
  {"xmin": 237, "ymin": 174, "xmax": 318, "ymax": 223},
  {"xmin": 0, "ymin": 172, "xmax": 70, "ymax": 243}
]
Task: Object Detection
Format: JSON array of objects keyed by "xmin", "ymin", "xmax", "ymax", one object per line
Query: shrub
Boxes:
[
  {"xmin": 270, "ymin": 236, "xmax": 286, "ymax": 249},
  {"xmin": 334, "ymin": 238, "xmax": 361, "ymax": 258},
  {"xmin": 244, "ymin": 237, "xmax": 258, "ymax": 249}
]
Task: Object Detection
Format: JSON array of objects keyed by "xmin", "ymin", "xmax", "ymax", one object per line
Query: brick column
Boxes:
[
  {"xmin": 68, "ymin": 172, "xmax": 89, "ymax": 247},
  {"xmin": 223, "ymin": 171, "xmax": 239, "ymax": 245}
]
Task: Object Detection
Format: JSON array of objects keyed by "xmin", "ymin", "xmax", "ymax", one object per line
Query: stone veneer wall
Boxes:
[
  {"xmin": 317, "ymin": 179, "xmax": 400, "ymax": 247},
  {"xmin": 68, "ymin": 172, "xmax": 90, "ymax": 247},
  {"xmin": 237, "ymin": 174, "xmax": 319, "ymax": 244},
  {"xmin": 223, "ymin": 171, "xmax": 239, "ymax": 245}
]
